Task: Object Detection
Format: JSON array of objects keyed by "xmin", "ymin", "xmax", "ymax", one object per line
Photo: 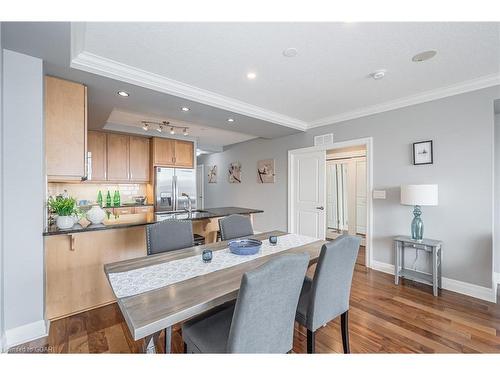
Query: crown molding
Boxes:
[
  {"xmin": 308, "ymin": 73, "xmax": 500, "ymax": 128},
  {"xmin": 70, "ymin": 51, "xmax": 309, "ymax": 131}
]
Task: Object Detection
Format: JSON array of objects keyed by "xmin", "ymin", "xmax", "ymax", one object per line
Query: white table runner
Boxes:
[{"xmin": 108, "ymin": 233, "xmax": 319, "ymax": 298}]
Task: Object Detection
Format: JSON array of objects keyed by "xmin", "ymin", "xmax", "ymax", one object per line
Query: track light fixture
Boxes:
[{"xmin": 141, "ymin": 121, "xmax": 189, "ymax": 136}]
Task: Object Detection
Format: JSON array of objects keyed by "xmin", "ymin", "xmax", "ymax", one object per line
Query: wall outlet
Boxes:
[{"xmin": 373, "ymin": 190, "xmax": 386, "ymax": 199}]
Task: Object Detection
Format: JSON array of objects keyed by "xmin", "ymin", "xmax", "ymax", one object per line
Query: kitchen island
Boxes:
[{"xmin": 44, "ymin": 207, "xmax": 263, "ymax": 320}]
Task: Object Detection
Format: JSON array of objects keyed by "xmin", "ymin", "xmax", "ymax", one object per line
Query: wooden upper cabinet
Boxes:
[
  {"xmin": 106, "ymin": 134, "xmax": 130, "ymax": 181},
  {"xmin": 151, "ymin": 138, "xmax": 194, "ymax": 168},
  {"xmin": 45, "ymin": 76, "xmax": 87, "ymax": 181},
  {"xmin": 174, "ymin": 140, "xmax": 194, "ymax": 168},
  {"xmin": 129, "ymin": 136, "xmax": 150, "ymax": 182},
  {"xmin": 152, "ymin": 138, "xmax": 176, "ymax": 166},
  {"xmin": 87, "ymin": 131, "xmax": 107, "ymax": 181}
]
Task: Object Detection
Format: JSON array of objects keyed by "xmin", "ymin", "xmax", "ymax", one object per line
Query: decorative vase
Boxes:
[
  {"xmin": 411, "ymin": 205, "xmax": 424, "ymax": 241},
  {"xmin": 86, "ymin": 205, "xmax": 106, "ymax": 224},
  {"xmin": 56, "ymin": 215, "xmax": 74, "ymax": 229}
]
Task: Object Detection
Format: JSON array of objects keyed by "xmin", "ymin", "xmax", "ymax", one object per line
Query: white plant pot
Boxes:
[
  {"xmin": 56, "ymin": 215, "xmax": 75, "ymax": 229},
  {"xmin": 86, "ymin": 205, "xmax": 105, "ymax": 224}
]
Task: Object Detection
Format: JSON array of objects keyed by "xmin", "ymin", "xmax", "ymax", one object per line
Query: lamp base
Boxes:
[{"xmin": 411, "ymin": 205, "xmax": 424, "ymax": 241}]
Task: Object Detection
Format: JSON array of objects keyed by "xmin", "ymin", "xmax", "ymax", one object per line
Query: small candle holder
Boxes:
[
  {"xmin": 202, "ymin": 249, "xmax": 213, "ymax": 263},
  {"xmin": 269, "ymin": 236, "xmax": 278, "ymax": 246}
]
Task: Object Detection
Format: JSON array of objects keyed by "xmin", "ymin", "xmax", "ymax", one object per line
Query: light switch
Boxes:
[{"xmin": 373, "ymin": 190, "xmax": 386, "ymax": 199}]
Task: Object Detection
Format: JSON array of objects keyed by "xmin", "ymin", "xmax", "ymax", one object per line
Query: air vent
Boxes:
[{"xmin": 314, "ymin": 133, "xmax": 334, "ymax": 147}]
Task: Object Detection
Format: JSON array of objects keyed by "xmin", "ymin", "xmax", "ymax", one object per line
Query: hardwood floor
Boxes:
[{"xmin": 9, "ymin": 265, "xmax": 500, "ymax": 354}]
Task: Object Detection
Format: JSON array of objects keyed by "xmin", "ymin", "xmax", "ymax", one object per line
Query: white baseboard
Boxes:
[
  {"xmin": 370, "ymin": 260, "xmax": 395, "ymax": 275},
  {"xmin": 4, "ymin": 319, "xmax": 48, "ymax": 350},
  {"xmin": 370, "ymin": 260, "xmax": 496, "ymax": 303},
  {"xmin": 0, "ymin": 331, "xmax": 6, "ymax": 353}
]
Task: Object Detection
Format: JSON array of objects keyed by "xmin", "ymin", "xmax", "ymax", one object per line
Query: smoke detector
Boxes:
[{"xmin": 370, "ymin": 69, "xmax": 387, "ymax": 80}]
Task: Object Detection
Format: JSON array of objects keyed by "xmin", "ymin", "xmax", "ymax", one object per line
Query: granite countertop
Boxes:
[{"xmin": 43, "ymin": 207, "xmax": 264, "ymax": 236}]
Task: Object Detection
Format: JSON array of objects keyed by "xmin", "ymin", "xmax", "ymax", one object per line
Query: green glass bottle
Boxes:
[
  {"xmin": 97, "ymin": 190, "xmax": 103, "ymax": 207},
  {"xmin": 113, "ymin": 190, "xmax": 121, "ymax": 207},
  {"xmin": 106, "ymin": 191, "xmax": 112, "ymax": 207}
]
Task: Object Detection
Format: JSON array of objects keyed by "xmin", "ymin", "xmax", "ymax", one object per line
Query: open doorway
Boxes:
[
  {"xmin": 325, "ymin": 145, "xmax": 367, "ymax": 266},
  {"xmin": 288, "ymin": 137, "xmax": 372, "ymax": 268}
]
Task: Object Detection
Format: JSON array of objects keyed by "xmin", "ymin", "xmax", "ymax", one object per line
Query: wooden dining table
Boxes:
[{"xmin": 103, "ymin": 230, "xmax": 326, "ymax": 353}]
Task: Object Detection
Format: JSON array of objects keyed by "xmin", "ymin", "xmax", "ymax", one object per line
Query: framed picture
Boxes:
[
  {"xmin": 257, "ymin": 159, "xmax": 276, "ymax": 183},
  {"xmin": 207, "ymin": 165, "xmax": 217, "ymax": 183},
  {"xmin": 228, "ymin": 162, "xmax": 242, "ymax": 183},
  {"xmin": 413, "ymin": 140, "xmax": 433, "ymax": 165}
]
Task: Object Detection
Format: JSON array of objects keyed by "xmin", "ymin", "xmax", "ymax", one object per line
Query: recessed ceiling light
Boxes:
[
  {"xmin": 246, "ymin": 72, "xmax": 257, "ymax": 80},
  {"xmin": 412, "ymin": 50, "xmax": 437, "ymax": 62},
  {"xmin": 181, "ymin": 107, "xmax": 190, "ymax": 112},
  {"xmin": 227, "ymin": 118, "xmax": 235, "ymax": 123},
  {"xmin": 369, "ymin": 69, "xmax": 387, "ymax": 80},
  {"xmin": 117, "ymin": 91, "xmax": 130, "ymax": 97},
  {"xmin": 283, "ymin": 47, "xmax": 298, "ymax": 57}
]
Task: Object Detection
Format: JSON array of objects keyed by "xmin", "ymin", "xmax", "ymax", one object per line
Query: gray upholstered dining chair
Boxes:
[
  {"xmin": 146, "ymin": 219, "xmax": 194, "ymax": 255},
  {"xmin": 218, "ymin": 214, "xmax": 254, "ymax": 241},
  {"xmin": 295, "ymin": 235, "xmax": 360, "ymax": 354},
  {"xmin": 182, "ymin": 253, "xmax": 309, "ymax": 353}
]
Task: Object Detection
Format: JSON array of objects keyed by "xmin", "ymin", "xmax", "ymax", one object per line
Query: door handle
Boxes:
[{"xmin": 316, "ymin": 206, "xmax": 324, "ymax": 210}]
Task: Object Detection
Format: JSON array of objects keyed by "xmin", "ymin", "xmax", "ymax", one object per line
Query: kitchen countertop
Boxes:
[{"xmin": 43, "ymin": 207, "xmax": 264, "ymax": 236}]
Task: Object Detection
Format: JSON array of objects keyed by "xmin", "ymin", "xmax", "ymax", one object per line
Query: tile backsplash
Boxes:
[{"xmin": 48, "ymin": 182, "xmax": 149, "ymax": 205}]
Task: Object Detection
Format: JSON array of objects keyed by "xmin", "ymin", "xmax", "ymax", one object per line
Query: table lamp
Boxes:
[{"xmin": 400, "ymin": 184, "xmax": 438, "ymax": 241}]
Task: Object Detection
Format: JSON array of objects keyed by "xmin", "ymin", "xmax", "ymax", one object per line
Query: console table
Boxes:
[{"xmin": 393, "ymin": 236, "xmax": 442, "ymax": 296}]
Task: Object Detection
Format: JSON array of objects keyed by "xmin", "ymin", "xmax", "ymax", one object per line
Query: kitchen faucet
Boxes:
[{"xmin": 181, "ymin": 193, "xmax": 193, "ymax": 213}]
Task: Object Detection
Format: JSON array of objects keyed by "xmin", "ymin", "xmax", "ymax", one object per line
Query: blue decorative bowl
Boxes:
[{"xmin": 228, "ymin": 239, "xmax": 262, "ymax": 255}]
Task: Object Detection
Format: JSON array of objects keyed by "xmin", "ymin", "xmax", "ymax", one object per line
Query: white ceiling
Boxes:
[
  {"xmin": 2, "ymin": 22, "xmax": 300, "ymax": 149},
  {"xmin": 73, "ymin": 22, "xmax": 500, "ymax": 128},
  {"xmin": 105, "ymin": 109, "xmax": 257, "ymax": 147}
]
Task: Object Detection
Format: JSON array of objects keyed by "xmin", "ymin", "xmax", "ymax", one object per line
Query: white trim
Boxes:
[
  {"xmin": 69, "ymin": 43, "xmax": 500, "ymax": 132},
  {"xmin": 4, "ymin": 319, "xmax": 48, "ymax": 350},
  {"xmin": 288, "ymin": 137, "xmax": 373, "ymax": 268},
  {"xmin": 371, "ymin": 260, "xmax": 497, "ymax": 303},
  {"xmin": 70, "ymin": 51, "xmax": 309, "ymax": 131},
  {"xmin": 494, "ymin": 272, "xmax": 500, "ymax": 303},
  {"xmin": 308, "ymin": 74, "xmax": 500, "ymax": 128}
]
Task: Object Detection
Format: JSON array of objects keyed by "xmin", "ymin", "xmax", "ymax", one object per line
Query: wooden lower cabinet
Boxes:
[
  {"xmin": 45, "ymin": 228, "xmax": 146, "ymax": 320},
  {"xmin": 44, "ymin": 214, "xmax": 252, "ymax": 320}
]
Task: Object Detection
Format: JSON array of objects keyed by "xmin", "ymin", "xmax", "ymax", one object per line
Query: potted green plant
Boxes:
[{"xmin": 47, "ymin": 196, "xmax": 78, "ymax": 229}]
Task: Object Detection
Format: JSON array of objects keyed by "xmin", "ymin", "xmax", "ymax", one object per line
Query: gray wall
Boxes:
[
  {"xmin": 200, "ymin": 86, "xmax": 500, "ymax": 288},
  {"xmin": 0, "ymin": 23, "xmax": 4, "ymax": 352},
  {"xmin": 495, "ymin": 113, "xmax": 500, "ymax": 275},
  {"xmin": 2, "ymin": 49, "xmax": 45, "ymax": 344}
]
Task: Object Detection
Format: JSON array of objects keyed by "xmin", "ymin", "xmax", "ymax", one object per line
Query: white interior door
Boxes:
[
  {"xmin": 356, "ymin": 159, "xmax": 367, "ymax": 234},
  {"xmin": 290, "ymin": 150, "xmax": 326, "ymax": 239},
  {"xmin": 196, "ymin": 165, "xmax": 204, "ymax": 209}
]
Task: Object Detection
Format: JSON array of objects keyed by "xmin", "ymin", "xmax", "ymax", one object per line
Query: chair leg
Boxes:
[
  {"xmin": 183, "ymin": 342, "xmax": 188, "ymax": 354},
  {"xmin": 306, "ymin": 329, "xmax": 315, "ymax": 354},
  {"xmin": 341, "ymin": 311, "xmax": 350, "ymax": 354}
]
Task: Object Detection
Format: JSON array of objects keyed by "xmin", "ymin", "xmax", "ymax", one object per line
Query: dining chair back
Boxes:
[
  {"xmin": 218, "ymin": 214, "xmax": 254, "ymax": 241},
  {"xmin": 227, "ymin": 253, "xmax": 309, "ymax": 353},
  {"xmin": 146, "ymin": 219, "xmax": 194, "ymax": 255},
  {"xmin": 308, "ymin": 235, "xmax": 360, "ymax": 330}
]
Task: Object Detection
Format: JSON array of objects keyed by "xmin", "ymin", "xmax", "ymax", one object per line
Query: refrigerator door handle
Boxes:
[{"xmin": 173, "ymin": 175, "xmax": 178, "ymax": 211}]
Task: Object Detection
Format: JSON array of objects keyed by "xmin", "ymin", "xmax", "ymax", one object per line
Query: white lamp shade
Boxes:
[{"xmin": 400, "ymin": 184, "xmax": 438, "ymax": 206}]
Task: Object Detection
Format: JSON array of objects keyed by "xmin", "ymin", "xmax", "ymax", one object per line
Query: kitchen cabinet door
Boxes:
[
  {"xmin": 87, "ymin": 131, "xmax": 107, "ymax": 181},
  {"xmin": 45, "ymin": 76, "xmax": 87, "ymax": 181},
  {"xmin": 152, "ymin": 138, "xmax": 175, "ymax": 166},
  {"xmin": 107, "ymin": 133, "xmax": 130, "ymax": 181},
  {"xmin": 129, "ymin": 136, "xmax": 150, "ymax": 182},
  {"xmin": 174, "ymin": 140, "xmax": 194, "ymax": 168}
]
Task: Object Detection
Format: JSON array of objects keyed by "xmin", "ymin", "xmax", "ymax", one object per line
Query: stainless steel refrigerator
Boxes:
[{"xmin": 154, "ymin": 167, "xmax": 197, "ymax": 213}]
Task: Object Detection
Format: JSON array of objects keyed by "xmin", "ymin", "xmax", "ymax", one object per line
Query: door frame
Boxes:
[{"xmin": 288, "ymin": 137, "xmax": 373, "ymax": 268}]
